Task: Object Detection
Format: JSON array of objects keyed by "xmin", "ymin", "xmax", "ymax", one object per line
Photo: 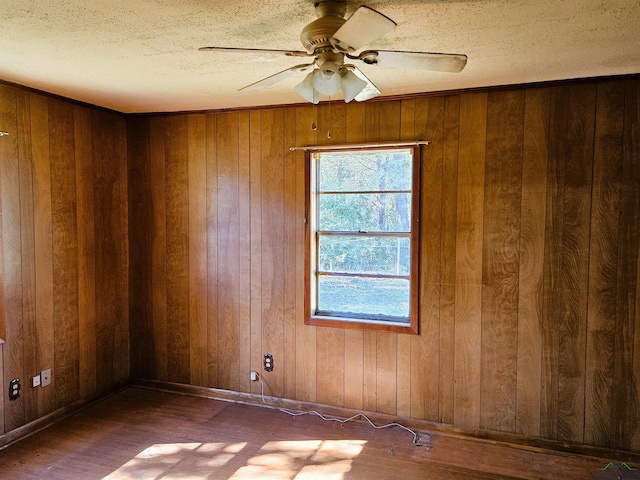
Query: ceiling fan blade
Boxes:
[
  {"xmin": 239, "ymin": 63, "xmax": 315, "ymax": 92},
  {"xmin": 330, "ymin": 6, "xmax": 396, "ymax": 53},
  {"xmin": 372, "ymin": 50, "xmax": 468, "ymax": 73},
  {"xmin": 199, "ymin": 46, "xmax": 312, "ymax": 58},
  {"xmin": 345, "ymin": 65, "xmax": 380, "ymax": 102}
]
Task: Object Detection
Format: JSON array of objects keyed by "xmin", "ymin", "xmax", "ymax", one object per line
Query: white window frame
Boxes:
[{"xmin": 304, "ymin": 146, "xmax": 420, "ymax": 334}]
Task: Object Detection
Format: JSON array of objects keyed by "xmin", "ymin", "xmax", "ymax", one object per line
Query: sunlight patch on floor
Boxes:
[
  {"xmin": 103, "ymin": 442, "xmax": 248, "ymax": 479},
  {"xmin": 103, "ymin": 439, "xmax": 365, "ymax": 479},
  {"xmin": 229, "ymin": 439, "xmax": 366, "ymax": 480}
]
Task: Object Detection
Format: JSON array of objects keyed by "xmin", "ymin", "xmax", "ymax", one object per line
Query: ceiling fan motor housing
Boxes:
[{"xmin": 300, "ymin": 1, "xmax": 347, "ymax": 51}]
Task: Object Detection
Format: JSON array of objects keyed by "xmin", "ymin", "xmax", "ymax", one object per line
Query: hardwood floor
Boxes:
[{"xmin": 0, "ymin": 388, "xmax": 628, "ymax": 479}]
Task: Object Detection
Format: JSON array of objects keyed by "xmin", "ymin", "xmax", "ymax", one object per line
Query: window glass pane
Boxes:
[
  {"xmin": 318, "ymin": 150, "xmax": 412, "ymax": 192},
  {"xmin": 319, "ymin": 193, "xmax": 411, "ymax": 232},
  {"xmin": 318, "ymin": 235, "xmax": 410, "ymax": 276},
  {"xmin": 317, "ymin": 276, "xmax": 410, "ymax": 319}
]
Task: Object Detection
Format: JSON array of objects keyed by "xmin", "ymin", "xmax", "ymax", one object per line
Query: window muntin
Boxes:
[{"xmin": 306, "ymin": 147, "xmax": 419, "ymax": 333}]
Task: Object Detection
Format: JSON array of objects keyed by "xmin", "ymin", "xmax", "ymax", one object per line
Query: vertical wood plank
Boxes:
[
  {"xmin": 188, "ymin": 114, "xmax": 208, "ymax": 387},
  {"xmin": 30, "ymin": 94, "xmax": 55, "ymax": 416},
  {"xmin": 74, "ymin": 105, "xmax": 96, "ymax": 397},
  {"xmin": 557, "ymin": 83, "xmax": 595, "ymax": 444},
  {"xmin": 49, "ymin": 98, "xmax": 79, "ymax": 409},
  {"xmin": 205, "ymin": 114, "xmax": 218, "ymax": 387},
  {"xmin": 396, "ymin": 98, "xmax": 415, "ymax": 419},
  {"xmin": 315, "ymin": 103, "xmax": 346, "ymax": 408},
  {"xmin": 376, "ymin": 101, "xmax": 401, "ymax": 415},
  {"xmin": 0, "ymin": 85, "xmax": 24, "ymax": 431},
  {"xmin": 585, "ymin": 81, "xmax": 624, "ymax": 448},
  {"xmin": 439, "ymin": 95, "xmax": 460, "ymax": 425},
  {"xmin": 116, "ymin": 113, "xmax": 129, "ymax": 383},
  {"xmin": 249, "ymin": 110, "xmax": 262, "ymax": 394},
  {"xmin": 0, "ymin": 346, "xmax": 3, "ymax": 434},
  {"xmin": 454, "ymin": 92, "xmax": 487, "ymax": 429},
  {"xmin": 93, "ymin": 110, "xmax": 124, "ymax": 391},
  {"xmin": 126, "ymin": 117, "xmax": 153, "ymax": 379},
  {"xmin": 480, "ymin": 90, "xmax": 524, "ymax": 433},
  {"xmin": 623, "ymin": 79, "xmax": 640, "ymax": 452},
  {"xmin": 343, "ymin": 102, "xmax": 365, "ymax": 411},
  {"xmin": 541, "ymin": 85, "xmax": 569, "ymax": 440},
  {"xmin": 217, "ymin": 112, "xmax": 240, "ymax": 391},
  {"xmin": 261, "ymin": 109, "xmax": 285, "ymax": 398},
  {"xmin": 164, "ymin": 114, "xmax": 190, "ymax": 384},
  {"xmin": 413, "ymin": 96, "xmax": 445, "ymax": 421},
  {"xmin": 150, "ymin": 117, "xmax": 168, "ymax": 382},
  {"xmin": 237, "ymin": 112, "xmax": 252, "ymax": 393},
  {"xmin": 295, "ymin": 106, "xmax": 317, "ymax": 403},
  {"xmin": 283, "ymin": 107, "xmax": 298, "ymax": 400},
  {"xmin": 16, "ymin": 91, "xmax": 38, "ymax": 423},
  {"xmin": 363, "ymin": 102, "xmax": 380, "ymax": 413},
  {"xmin": 516, "ymin": 87, "xmax": 549, "ymax": 437}
]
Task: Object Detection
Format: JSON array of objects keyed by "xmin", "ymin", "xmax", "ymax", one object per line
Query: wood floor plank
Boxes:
[{"xmin": 0, "ymin": 388, "xmax": 621, "ymax": 480}]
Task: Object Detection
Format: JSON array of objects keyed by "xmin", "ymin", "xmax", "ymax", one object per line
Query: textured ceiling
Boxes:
[{"xmin": 1, "ymin": 0, "xmax": 639, "ymax": 114}]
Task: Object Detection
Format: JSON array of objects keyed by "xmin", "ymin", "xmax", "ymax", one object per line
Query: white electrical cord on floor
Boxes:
[{"xmin": 254, "ymin": 373, "xmax": 431, "ymax": 448}]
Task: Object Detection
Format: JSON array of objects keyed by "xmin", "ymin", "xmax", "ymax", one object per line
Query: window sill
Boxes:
[{"xmin": 306, "ymin": 314, "xmax": 418, "ymax": 334}]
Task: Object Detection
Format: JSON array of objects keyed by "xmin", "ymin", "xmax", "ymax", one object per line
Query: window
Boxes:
[{"xmin": 305, "ymin": 146, "xmax": 420, "ymax": 334}]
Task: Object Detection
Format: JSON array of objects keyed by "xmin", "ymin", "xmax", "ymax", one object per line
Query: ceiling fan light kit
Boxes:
[{"xmin": 199, "ymin": 0, "xmax": 468, "ymax": 105}]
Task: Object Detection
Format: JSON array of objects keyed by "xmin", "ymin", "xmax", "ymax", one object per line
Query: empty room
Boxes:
[{"xmin": 1, "ymin": 0, "xmax": 640, "ymax": 478}]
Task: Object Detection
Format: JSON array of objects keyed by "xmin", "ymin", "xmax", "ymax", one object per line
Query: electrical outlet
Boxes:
[
  {"xmin": 9, "ymin": 379, "xmax": 20, "ymax": 401},
  {"xmin": 250, "ymin": 370, "xmax": 258, "ymax": 382},
  {"xmin": 31, "ymin": 375, "xmax": 41, "ymax": 388},
  {"xmin": 263, "ymin": 354, "xmax": 273, "ymax": 372},
  {"xmin": 41, "ymin": 368, "xmax": 52, "ymax": 387}
]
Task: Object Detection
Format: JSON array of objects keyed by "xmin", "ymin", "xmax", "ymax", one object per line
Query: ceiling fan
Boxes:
[{"xmin": 199, "ymin": 0, "xmax": 467, "ymax": 104}]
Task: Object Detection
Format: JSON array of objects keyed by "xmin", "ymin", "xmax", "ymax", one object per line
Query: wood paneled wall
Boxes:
[
  {"xmin": 129, "ymin": 77, "xmax": 640, "ymax": 452},
  {"xmin": 0, "ymin": 84, "xmax": 129, "ymax": 436}
]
